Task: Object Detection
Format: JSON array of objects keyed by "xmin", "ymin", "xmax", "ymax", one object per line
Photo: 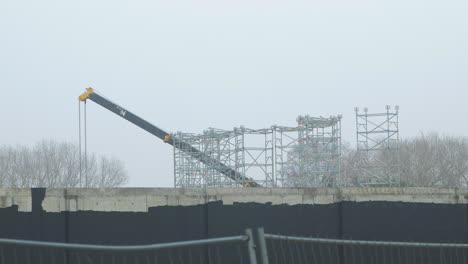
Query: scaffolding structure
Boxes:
[
  {"xmin": 354, "ymin": 106, "xmax": 400, "ymax": 186},
  {"xmin": 275, "ymin": 115, "xmax": 342, "ymax": 187},
  {"xmin": 174, "ymin": 129, "xmax": 238, "ymax": 188},
  {"xmin": 173, "ymin": 127, "xmax": 274, "ymax": 188},
  {"xmin": 174, "ymin": 115, "xmax": 342, "ymax": 188}
]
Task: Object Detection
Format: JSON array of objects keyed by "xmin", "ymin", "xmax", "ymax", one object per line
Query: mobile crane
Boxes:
[{"xmin": 78, "ymin": 88, "xmax": 260, "ymax": 187}]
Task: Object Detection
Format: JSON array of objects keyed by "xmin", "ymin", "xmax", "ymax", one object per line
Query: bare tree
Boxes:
[
  {"xmin": 93, "ymin": 156, "xmax": 128, "ymax": 188},
  {"xmin": 340, "ymin": 142, "xmax": 362, "ymax": 186},
  {"xmin": 398, "ymin": 133, "xmax": 468, "ymax": 187},
  {"xmin": 346, "ymin": 133, "xmax": 468, "ymax": 187},
  {"xmin": 0, "ymin": 140, "xmax": 128, "ymax": 188}
]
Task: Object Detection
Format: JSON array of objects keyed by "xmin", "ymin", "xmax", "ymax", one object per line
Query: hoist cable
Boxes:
[
  {"xmin": 78, "ymin": 101, "xmax": 82, "ymax": 187},
  {"xmin": 84, "ymin": 101, "xmax": 88, "ymax": 188}
]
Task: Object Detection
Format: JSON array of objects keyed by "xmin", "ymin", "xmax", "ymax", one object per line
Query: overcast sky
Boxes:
[{"xmin": 1, "ymin": 0, "xmax": 467, "ymax": 187}]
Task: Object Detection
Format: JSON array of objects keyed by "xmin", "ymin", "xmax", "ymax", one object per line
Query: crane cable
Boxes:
[
  {"xmin": 78, "ymin": 101, "xmax": 82, "ymax": 187},
  {"xmin": 78, "ymin": 100, "xmax": 88, "ymax": 188},
  {"xmin": 84, "ymin": 100, "xmax": 88, "ymax": 188}
]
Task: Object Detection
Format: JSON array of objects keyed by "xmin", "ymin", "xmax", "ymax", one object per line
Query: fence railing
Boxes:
[
  {"xmin": 3, "ymin": 228, "xmax": 468, "ymax": 264},
  {"xmin": 0, "ymin": 229, "xmax": 256, "ymax": 264},
  {"xmin": 262, "ymin": 231, "xmax": 468, "ymax": 264}
]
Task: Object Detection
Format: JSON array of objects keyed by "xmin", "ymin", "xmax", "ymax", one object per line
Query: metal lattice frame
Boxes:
[
  {"xmin": 239, "ymin": 127, "xmax": 274, "ymax": 187},
  {"xmin": 174, "ymin": 115, "xmax": 341, "ymax": 188},
  {"xmin": 202, "ymin": 128, "xmax": 240, "ymax": 187},
  {"xmin": 274, "ymin": 116, "xmax": 342, "ymax": 187},
  {"xmin": 355, "ymin": 106, "xmax": 400, "ymax": 186},
  {"xmin": 174, "ymin": 127, "xmax": 274, "ymax": 188},
  {"xmin": 173, "ymin": 133, "xmax": 205, "ymax": 188},
  {"xmin": 273, "ymin": 126, "xmax": 300, "ymax": 187}
]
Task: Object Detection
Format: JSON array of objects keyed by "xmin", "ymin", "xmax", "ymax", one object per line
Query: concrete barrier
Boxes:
[{"xmin": 1, "ymin": 187, "xmax": 467, "ymax": 212}]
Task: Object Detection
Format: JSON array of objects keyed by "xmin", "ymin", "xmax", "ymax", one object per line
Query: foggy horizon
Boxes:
[{"xmin": 2, "ymin": 0, "xmax": 467, "ymax": 187}]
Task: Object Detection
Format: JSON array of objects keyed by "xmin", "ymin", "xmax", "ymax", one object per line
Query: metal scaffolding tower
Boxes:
[
  {"xmin": 174, "ymin": 127, "xmax": 274, "ymax": 188},
  {"xmin": 174, "ymin": 115, "xmax": 342, "ymax": 188},
  {"xmin": 238, "ymin": 127, "xmax": 275, "ymax": 187},
  {"xmin": 275, "ymin": 115, "xmax": 342, "ymax": 187},
  {"xmin": 355, "ymin": 106, "xmax": 400, "ymax": 186},
  {"xmin": 173, "ymin": 132, "xmax": 206, "ymax": 188}
]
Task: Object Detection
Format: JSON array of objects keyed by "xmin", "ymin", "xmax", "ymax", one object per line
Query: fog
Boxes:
[{"xmin": 1, "ymin": 0, "xmax": 467, "ymax": 186}]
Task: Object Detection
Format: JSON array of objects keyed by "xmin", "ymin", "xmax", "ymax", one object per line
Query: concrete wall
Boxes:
[
  {"xmin": 1, "ymin": 187, "xmax": 468, "ymax": 246},
  {"xmin": 2, "ymin": 187, "xmax": 468, "ymax": 264},
  {"xmin": 1, "ymin": 187, "xmax": 466, "ymax": 213}
]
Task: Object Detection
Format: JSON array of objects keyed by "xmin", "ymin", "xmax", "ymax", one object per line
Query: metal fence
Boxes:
[
  {"xmin": 3, "ymin": 228, "xmax": 468, "ymax": 264},
  {"xmin": 0, "ymin": 229, "xmax": 257, "ymax": 264},
  {"xmin": 262, "ymin": 230, "xmax": 468, "ymax": 264}
]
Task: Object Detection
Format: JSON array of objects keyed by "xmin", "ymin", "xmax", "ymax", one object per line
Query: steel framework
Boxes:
[
  {"xmin": 275, "ymin": 115, "xmax": 342, "ymax": 187},
  {"xmin": 174, "ymin": 127, "xmax": 274, "ymax": 188},
  {"xmin": 174, "ymin": 115, "xmax": 342, "ymax": 188},
  {"xmin": 354, "ymin": 106, "xmax": 400, "ymax": 186}
]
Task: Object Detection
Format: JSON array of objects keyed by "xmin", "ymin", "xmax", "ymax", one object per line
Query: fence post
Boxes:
[
  {"xmin": 246, "ymin": 228, "xmax": 258, "ymax": 264},
  {"xmin": 256, "ymin": 227, "xmax": 269, "ymax": 264}
]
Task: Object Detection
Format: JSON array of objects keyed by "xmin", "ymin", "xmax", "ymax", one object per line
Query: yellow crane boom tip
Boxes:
[{"xmin": 78, "ymin": 87, "xmax": 94, "ymax": 101}]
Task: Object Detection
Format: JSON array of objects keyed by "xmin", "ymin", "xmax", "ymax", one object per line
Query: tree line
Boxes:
[
  {"xmin": 341, "ymin": 133, "xmax": 468, "ymax": 187},
  {"xmin": 2, "ymin": 133, "xmax": 467, "ymax": 188},
  {"xmin": 0, "ymin": 140, "xmax": 128, "ymax": 188},
  {"xmin": 283, "ymin": 132, "xmax": 468, "ymax": 188}
]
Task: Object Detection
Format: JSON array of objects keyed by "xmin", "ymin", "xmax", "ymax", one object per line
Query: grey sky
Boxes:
[{"xmin": 1, "ymin": 0, "xmax": 467, "ymax": 187}]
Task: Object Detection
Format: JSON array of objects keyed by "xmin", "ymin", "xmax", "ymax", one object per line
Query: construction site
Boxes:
[
  {"xmin": 77, "ymin": 88, "xmax": 401, "ymax": 189},
  {"xmin": 0, "ymin": 88, "xmax": 467, "ymax": 264},
  {"xmin": 3, "ymin": 0, "xmax": 466, "ymax": 261}
]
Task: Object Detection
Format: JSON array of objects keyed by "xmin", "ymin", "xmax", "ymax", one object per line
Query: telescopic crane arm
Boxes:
[{"xmin": 78, "ymin": 88, "xmax": 260, "ymax": 187}]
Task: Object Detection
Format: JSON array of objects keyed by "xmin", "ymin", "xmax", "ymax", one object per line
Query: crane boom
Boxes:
[{"xmin": 78, "ymin": 88, "xmax": 260, "ymax": 187}]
